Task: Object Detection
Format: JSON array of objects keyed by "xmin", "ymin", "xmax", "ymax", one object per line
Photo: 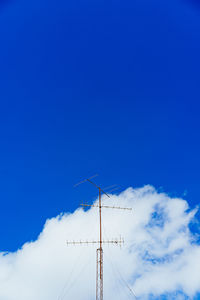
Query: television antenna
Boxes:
[{"xmin": 67, "ymin": 175, "xmax": 132, "ymax": 300}]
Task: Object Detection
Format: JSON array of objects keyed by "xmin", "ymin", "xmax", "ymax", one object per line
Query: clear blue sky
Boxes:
[{"xmin": 0, "ymin": 0, "xmax": 200, "ymax": 251}]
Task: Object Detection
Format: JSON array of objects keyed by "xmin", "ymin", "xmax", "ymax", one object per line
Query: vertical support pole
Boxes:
[
  {"xmin": 96, "ymin": 188, "xmax": 103, "ymax": 300},
  {"xmin": 96, "ymin": 248, "xmax": 103, "ymax": 300},
  {"xmin": 100, "ymin": 248, "xmax": 103, "ymax": 300},
  {"xmin": 96, "ymin": 249, "xmax": 99, "ymax": 300},
  {"xmin": 99, "ymin": 187, "xmax": 102, "ymax": 251}
]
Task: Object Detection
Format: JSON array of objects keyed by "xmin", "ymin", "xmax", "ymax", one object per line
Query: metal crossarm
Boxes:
[
  {"xmin": 74, "ymin": 174, "xmax": 98, "ymax": 187},
  {"xmin": 80, "ymin": 203, "xmax": 132, "ymax": 210},
  {"xmin": 66, "ymin": 239, "xmax": 124, "ymax": 246}
]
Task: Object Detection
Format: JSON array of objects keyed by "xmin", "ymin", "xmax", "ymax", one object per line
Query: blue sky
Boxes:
[{"xmin": 0, "ymin": 0, "xmax": 200, "ymax": 253}]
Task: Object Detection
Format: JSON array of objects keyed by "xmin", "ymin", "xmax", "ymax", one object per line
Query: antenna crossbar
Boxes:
[
  {"xmin": 108, "ymin": 187, "xmax": 120, "ymax": 193},
  {"xmin": 80, "ymin": 203, "xmax": 132, "ymax": 211},
  {"xmin": 74, "ymin": 175, "xmax": 110, "ymax": 198},
  {"xmin": 102, "ymin": 184, "xmax": 117, "ymax": 191},
  {"xmin": 74, "ymin": 174, "xmax": 98, "ymax": 187},
  {"xmin": 66, "ymin": 239, "xmax": 124, "ymax": 246}
]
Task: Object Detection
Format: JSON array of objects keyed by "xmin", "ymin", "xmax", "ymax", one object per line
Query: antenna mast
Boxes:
[
  {"xmin": 96, "ymin": 186, "xmax": 103, "ymax": 300},
  {"xmin": 70, "ymin": 175, "xmax": 132, "ymax": 300}
]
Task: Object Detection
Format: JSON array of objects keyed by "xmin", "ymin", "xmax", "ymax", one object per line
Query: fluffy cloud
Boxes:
[{"xmin": 0, "ymin": 186, "xmax": 200, "ymax": 300}]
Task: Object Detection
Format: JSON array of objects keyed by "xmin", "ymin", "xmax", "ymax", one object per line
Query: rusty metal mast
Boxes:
[{"xmin": 68, "ymin": 175, "xmax": 132, "ymax": 300}]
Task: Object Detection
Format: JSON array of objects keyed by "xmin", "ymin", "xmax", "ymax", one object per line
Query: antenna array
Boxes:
[{"xmin": 67, "ymin": 175, "xmax": 132, "ymax": 300}]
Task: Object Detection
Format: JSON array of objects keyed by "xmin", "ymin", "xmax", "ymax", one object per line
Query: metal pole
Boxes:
[
  {"xmin": 99, "ymin": 188, "xmax": 103, "ymax": 300},
  {"xmin": 99, "ymin": 187, "xmax": 102, "ymax": 250},
  {"xmin": 96, "ymin": 187, "xmax": 103, "ymax": 300}
]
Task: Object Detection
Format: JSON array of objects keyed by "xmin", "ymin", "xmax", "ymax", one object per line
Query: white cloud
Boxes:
[{"xmin": 0, "ymin": 185, "xmax": 200, "ymax": 300}]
